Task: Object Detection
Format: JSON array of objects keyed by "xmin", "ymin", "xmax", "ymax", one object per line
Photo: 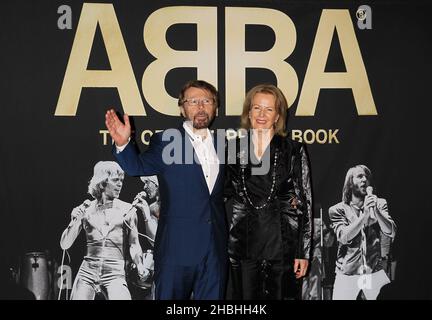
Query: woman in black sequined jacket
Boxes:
[{"xmin": 225, "ymin": 84, "xmax": 313, "ymax": 300}]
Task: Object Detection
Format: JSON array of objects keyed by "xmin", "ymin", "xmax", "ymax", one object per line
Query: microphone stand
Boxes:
[{"xmin": 320, "ymin": 207, "xmax": 324, "ymax": 300}]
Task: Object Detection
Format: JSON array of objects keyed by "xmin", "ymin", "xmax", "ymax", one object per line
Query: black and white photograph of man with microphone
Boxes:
[
  {"xmin": 328, "ymin": 164, "xmax": 397, "ymax": 300},
  {"xmin": 59, "ymin": 161, "xmax": 148, "ymax": 300},
  {"xmin": 126, "ymin": 175, "xmax": 160, "ymax": 300}
]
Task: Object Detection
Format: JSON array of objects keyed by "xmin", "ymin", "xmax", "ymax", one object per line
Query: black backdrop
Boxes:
[{"xmin": 1, "ymin": 0, "xmax": 432, "ymax": 299}]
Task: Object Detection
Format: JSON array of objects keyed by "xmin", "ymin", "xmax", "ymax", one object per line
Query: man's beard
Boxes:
[
  {"xmin": 352, "ymin": 184, "xmax": 366, "ymax": 199},
  {"xmin": 144, "ymin": 186, "xmax": 157, "ymax": 201},
  {"xmin": 192, "ymin": 112, "xmax": 212, "ymax": 129}
]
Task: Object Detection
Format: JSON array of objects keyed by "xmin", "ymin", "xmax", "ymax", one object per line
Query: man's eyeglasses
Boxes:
[{"xmin": 183, "ymin": 98, "xmax": 214, "ymax": 107}]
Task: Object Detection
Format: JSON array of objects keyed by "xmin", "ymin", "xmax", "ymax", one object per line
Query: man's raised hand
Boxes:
[{"xmin": 105, "ymin": 109, "xmax": 131, "ymax": 147}]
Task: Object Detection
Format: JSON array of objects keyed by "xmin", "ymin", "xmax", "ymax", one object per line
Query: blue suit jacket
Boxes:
[{"xmin": 114, "ymin": 127, "xmax": 228, "ymax": 267}]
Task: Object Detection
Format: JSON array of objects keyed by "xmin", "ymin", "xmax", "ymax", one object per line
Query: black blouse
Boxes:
[{"xmin": 225, "ymin": 133, "xmax": 313, "ymax": 262}]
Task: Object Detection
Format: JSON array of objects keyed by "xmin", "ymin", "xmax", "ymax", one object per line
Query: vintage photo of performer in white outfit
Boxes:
[
  {"xmin": 328, "ymin": 164, "xmax": 396, "ymax": 300},
  {"xmin": 59, "ymin": 161, "xmax": 149, "ymax": 300}
]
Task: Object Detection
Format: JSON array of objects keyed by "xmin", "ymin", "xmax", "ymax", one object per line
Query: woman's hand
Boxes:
[{"xmin": 294, "ymin": 259, "xmax": 309, "ymax": 279}]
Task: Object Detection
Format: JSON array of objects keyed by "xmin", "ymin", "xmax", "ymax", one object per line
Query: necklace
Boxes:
[
  {"xmin": 96, "ymin": 202, "xmax": 114, "ymax": 226},
  {"xmin": 240, "ymin": 148, "xmax": 278, "ymax": 210},
  {"xmin": 96, "ymin": 201, "xmax": 113, "ymax": 210}
]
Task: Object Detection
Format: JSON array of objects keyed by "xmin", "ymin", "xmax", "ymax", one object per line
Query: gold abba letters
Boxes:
[{"xmin": 55, "ymin": 3, "xmax": 377, "ymax": 117}]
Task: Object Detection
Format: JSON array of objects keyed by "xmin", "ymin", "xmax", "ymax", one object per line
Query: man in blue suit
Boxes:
[{"xmin": 105, "ymin": 80, "xmax": 227, "ymax": 300}]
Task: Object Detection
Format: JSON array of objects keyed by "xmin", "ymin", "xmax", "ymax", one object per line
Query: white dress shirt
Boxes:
[{"xmin": 183, "ymin": 121, "xmax": 220, "ymax": 193}]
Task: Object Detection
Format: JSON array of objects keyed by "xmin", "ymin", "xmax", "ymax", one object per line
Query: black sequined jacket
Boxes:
[{"xmin": 225, "ymin": 134, "xmax": 313, "ymax": 262}]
